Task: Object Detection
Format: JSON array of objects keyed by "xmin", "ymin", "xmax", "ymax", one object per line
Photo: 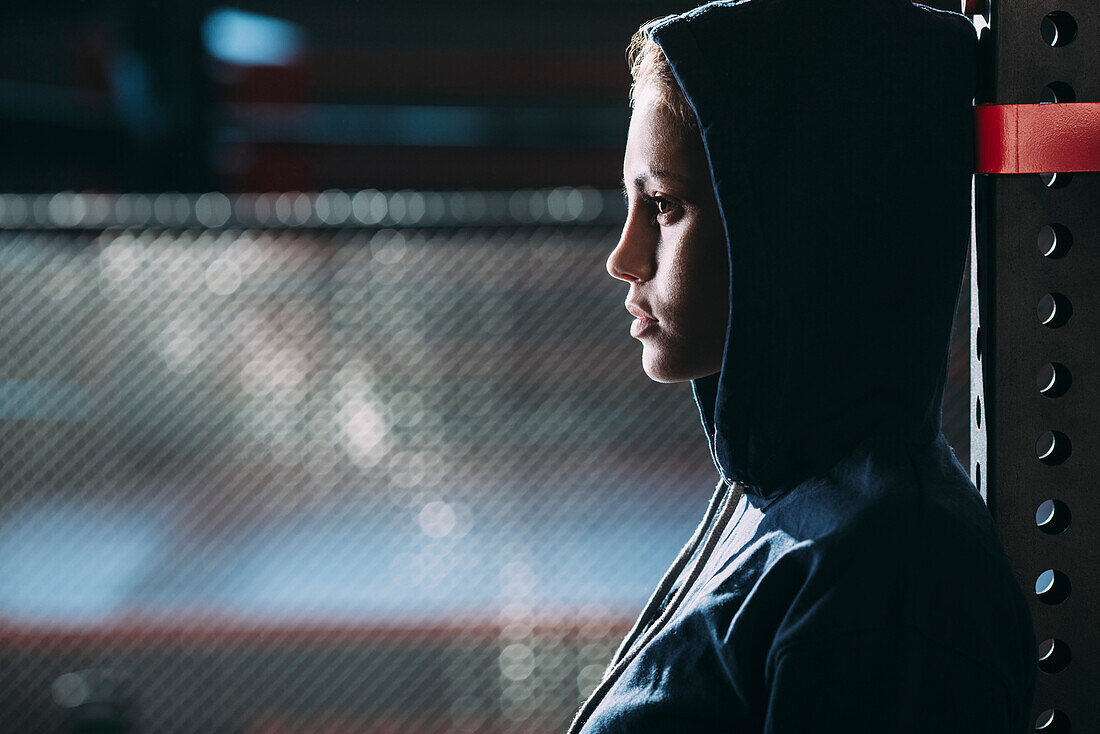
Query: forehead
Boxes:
[{"xmin": 624, "ymin": 86, "xmax": 695, "ymax": 179}]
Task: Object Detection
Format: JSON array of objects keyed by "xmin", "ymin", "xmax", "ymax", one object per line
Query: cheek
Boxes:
[
  {"xmin": 653, "ymin": 235, "xmax": 694, "ymax": 316},
  {"xmin": 693, "ymin": 220, "xmax": 729, "ymax": 305},
  {"xmin": 668, "ymin": 225, "xmax": 728, "ymax": 336},
  {"xmin": 678, "ymin": 222, "xmax": 725, "ymax": 294}
]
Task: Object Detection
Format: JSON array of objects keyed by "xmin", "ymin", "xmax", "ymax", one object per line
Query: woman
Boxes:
[{"xmin": 570, "ymin": 1, "xmax": 1036, "ymax": 731}]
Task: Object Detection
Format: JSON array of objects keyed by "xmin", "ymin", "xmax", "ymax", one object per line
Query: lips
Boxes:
[{"xmin": 625, "ymin": 302, "xmax": 657, "ymax": 322}]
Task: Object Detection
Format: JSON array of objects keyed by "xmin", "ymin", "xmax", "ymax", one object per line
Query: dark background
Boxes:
[
  {"xmin": 0, "ymin": 2, "xmax": 972, "ymax": 733},
  {"xmin": 2, "ymin": 0, "xmax": 711, "ymax": 193},
  {"xmin": 0, "ymin": 0, "xmax": 969, "ymax": 192}
]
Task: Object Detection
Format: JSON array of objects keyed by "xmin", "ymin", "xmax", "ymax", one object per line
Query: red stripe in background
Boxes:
[{"xmin": 0, "ymin": 614, "xmax": 633, "ymax": 650}]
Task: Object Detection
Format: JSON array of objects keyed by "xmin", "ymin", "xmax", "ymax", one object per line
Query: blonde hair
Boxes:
[{"xmin": 627, "ymin": 24, "xmax": 701, "ymax": 141}]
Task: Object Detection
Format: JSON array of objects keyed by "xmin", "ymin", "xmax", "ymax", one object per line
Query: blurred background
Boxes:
[{"xmin": 0, "ymin": 1, "xmax": 971, "ymax": 732}]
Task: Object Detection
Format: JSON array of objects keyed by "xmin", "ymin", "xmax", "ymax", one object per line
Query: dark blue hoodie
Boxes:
[{"xmin": 569, "ymin": 1, "xmax": 1036, "ymax": 731}]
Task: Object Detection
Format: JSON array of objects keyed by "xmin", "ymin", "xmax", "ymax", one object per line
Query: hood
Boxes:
[{"xmin": 647, "ymin": 0, "xmax": 979, "ymax": 499}]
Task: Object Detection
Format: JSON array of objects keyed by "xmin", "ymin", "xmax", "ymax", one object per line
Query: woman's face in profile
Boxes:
[{"xmin": 607, "ymin": 82, "xmax": 729, "ymax": 384}]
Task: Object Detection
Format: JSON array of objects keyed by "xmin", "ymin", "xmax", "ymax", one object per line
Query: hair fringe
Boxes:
[{"xmin": 626, "ymin": 22, "xmax": 701, "ymax": 139}]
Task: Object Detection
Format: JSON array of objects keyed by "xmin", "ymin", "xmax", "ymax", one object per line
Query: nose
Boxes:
[{"xmin": 606, "ymin": 209, "xmax": 655, "ymax": 284}]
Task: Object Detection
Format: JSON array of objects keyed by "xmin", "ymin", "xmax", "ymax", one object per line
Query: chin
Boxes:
[
  {"xmin": 642, "ymin": 347, "xmax": 720, "ymax": 384},
  {"xmin": 643, "ymin": 368, "xmax": 680, "ymax": 384},
  {"xmin": 641, "ymin": 351, "xmax": 692, "ymax": 384}
]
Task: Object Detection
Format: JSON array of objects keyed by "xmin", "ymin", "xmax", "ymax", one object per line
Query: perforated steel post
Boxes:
[{"xmin": 971, "ymin": 1, "xmax": 1098, "ymax": 730}]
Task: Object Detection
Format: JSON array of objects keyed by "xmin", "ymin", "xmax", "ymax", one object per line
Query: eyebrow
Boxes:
[{"xmin": 621, "ymin": 169, "xmax": 690, "ymax": 196}]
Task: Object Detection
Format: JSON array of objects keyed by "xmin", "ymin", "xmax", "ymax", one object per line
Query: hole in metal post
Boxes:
[
  {"xmin": 1035, "ymin": 569, "xmax": 1071, "ymax": 605},
  {"xmin": 1040, "ymin": 12, "xmax": 1078, "ymax": 47},
  {"xmin": 1037, "ymin": 293, "xmax": 1072, "ymax": 328},
  {"xmin": 1036, "ymin": 431, "xmax": 1071, "ymax": 465},
  {"xmin": 1037, "ymin": 224, "xmax": 1072, "ymax": 258},
  {"xmin": 1035, "ymin": 708, "xmax": 1071, "ymax": 732},
  {"xmin": 975, "ymin": 396, "xmax": 982, "ymax": 428},
  {"xmin": 1037, "ymin": 362, "xmax": 1071, "ymax": 397},
  {"xmin": 1040, "ymin": 81, "xmax": 1076, "ymax": 104},
  {"xmin": 1035, "ymin": 499, "xmax": 1071, "ymax": 534},
  {"xmin": 1039, "ymin": 171, "xmax": 1073, "ymax": 188},
  {"xmin": 1037, "ymin": 638, "xmax": 1071, "ymax": 673}
]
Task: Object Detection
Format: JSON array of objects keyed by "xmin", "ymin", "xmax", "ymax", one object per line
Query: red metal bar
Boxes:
[
  {"xmin": 975, "ymin": 102, "xmax": 1100, "ymax": 174},
  {"xmin": 962, "ymin": 0, "xmax": 987, "ymax": 18}
]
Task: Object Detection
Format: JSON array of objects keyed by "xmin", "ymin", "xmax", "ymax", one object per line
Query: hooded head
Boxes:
[{"xmin": 608, "ymin": 0, "xmax": 979, "ymax": 499}]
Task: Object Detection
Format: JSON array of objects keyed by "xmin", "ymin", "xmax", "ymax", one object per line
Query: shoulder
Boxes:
[
  {"xmin": 736, "ymin": 435, "xmax": 1035, "ymax": 706},
  {"xmin": 764, "ymin": 628, "xmax": 1020, "ymax": 733}
]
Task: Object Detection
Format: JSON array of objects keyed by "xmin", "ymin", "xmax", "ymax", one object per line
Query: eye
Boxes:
[{"xmin": 641, "ymin": 194, "xmax": 682, "ymax": 224}]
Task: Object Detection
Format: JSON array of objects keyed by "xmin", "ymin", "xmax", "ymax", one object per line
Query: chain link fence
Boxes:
[{"xmin": 0, "ymin": 190, "xmax": 970, "ymax": 733}]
